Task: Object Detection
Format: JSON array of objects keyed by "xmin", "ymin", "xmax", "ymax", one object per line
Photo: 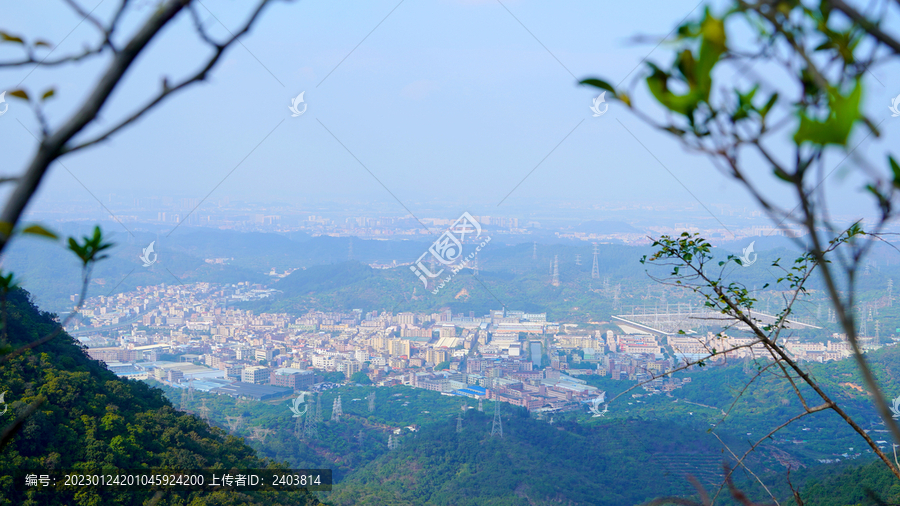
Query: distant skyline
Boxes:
[{"xmin": 3, "ymin": 0, "xmax": 900, "ymax": 232}]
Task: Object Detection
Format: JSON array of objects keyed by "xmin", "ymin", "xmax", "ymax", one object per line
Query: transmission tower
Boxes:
[
  {"xmin": 304, "ymin": 408, "xmax": 318, "ymax": 439},
  {"xmin": 456, "ymin": 412, "xmax": 463, "ymax": 433},
  {"xmin": 180, "ymin": 378, "xmax": 195, "ymax": 411},
  {"xmin": 477, "ymin": 398, "xmax": 483, "ymax": 412},
  {"xmin": 592, "ymin": 243, "xmax": 600, "ymax": 279},
  {"xmin": 491, "ymin": 400, "xmax": 503, "ymax": 438},
  {"xmin": 859, "ymin": 306, "xmax": 868, "ymax": 336},
  {"xmin": 368, "ymin": 391, "xmax": 376, "ymax": 413},
  {"xmin": 198, "ymin": 398, "xmax": 211, "ymax": 423},
  {"xmin": 331, "ymin": 396, "xmax": 343, "ymax": 421},
  {"xmin": 876, "ymin": 321, "xmax": 881, "ymax": 345},
  {"xmin": 575, "ymin": 254, "xmax": 582, "ymax": 266},
  {"xmin": 316, "ymin": 392, "xmax": 323, "ymax": 422},
  {"xmin": 551, "ymin": 255, "xmax": 559, "ymax": 287},
  {"xmin": 249, "ymin": 428, "xmax": 274, "ymax": 444},
  {"xmin": 387, "ymin": 434, "xmax": 399, "ymax": 450},
  {"xmin": 225, "ymin": 415, "xmax": 243, "ymax": 433},
  {"xmin": 357, "ymin": 430, "xmax": 364, "ymax": 448}
]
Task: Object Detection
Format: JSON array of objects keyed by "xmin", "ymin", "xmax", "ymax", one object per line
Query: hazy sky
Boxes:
[{"xmin": 3, "ymin": 0, "xmax": 900, "ymax": 226}]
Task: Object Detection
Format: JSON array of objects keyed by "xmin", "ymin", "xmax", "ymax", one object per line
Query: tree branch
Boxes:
[
  {"xmin": 61, "ymin": 0, "xmax": 276, "ymax": 156},
  {"xmin": 826, "ymin": 0, "xmax": 900, "ymax": 54},
  {"xmin": 0, "ymin": 0, "xmax": 279, "ymax": 254}
]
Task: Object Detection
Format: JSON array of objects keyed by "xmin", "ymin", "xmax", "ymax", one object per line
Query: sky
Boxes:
[{"xmin": 2, "ymin": 0, "xmax": 900, "ymax": 226}]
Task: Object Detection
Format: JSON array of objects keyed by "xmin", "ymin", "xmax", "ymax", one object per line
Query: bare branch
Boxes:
[
  {"xmin": 0, "ymin": 45, "xmax": 107, "ymax": 68},
  {"xmin": 712, "ymin": 406, "xmax": 826, "ymax": 504},
  {"xmin": 62, "ymin": 0, "xmax": 276, "ymax": 155},
  {"xmin": 61, "ymin": 0, "xmax": 108, "ymax": 39},
  {"xmin": 714, "ymin": 360, "xmax": 780, "ymax": 429},
  {"xmin": 796, "ymin": 186, "xmax": 900, "ymax": 455},
  {"xmin": 604, "ymin": 340, "xmax": 765, "ymax": 408},
  {"xmin": 711, "ymin": 432, "xmax": 781, "ymax": 506},
  {"xmin": 826, "ymin": 0, "xmax": 900, "ymax": 54},
  {"xmin": 0, "ymin": 0, "xmax": 280, "ymax": 255}
]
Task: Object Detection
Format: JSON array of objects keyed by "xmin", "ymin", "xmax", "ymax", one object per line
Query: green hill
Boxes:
[
  {"xmin": 247, "ymin": 260, "xmax": 626, "ymax": 322},
  {"xmin": 326, "ymin": 410, "xmax": 742, "ymax": 506},
  {"xmin": 166, "ymin": 382, "xmax": 776, "ymax": 505},
  {"xmin": 0, "ymin": 289, "xmax": 324, "ymax": 506},
  {"xmin": 156, "ymin": 346, "xmax": 900, "ymax": 505}
]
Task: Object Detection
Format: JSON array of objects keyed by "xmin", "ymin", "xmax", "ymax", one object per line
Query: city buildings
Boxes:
[{"xmin": 68, "ymin": 280, "xmax": 868, "ymax": 414}]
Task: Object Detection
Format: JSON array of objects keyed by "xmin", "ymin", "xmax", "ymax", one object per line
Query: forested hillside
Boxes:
[
  {"xmin": 0, "ymin": 289, "xmax": 324, "ymax": 506},
  {"xmin": 161, "ymin": 352, "xmax": 900, "ymax": 505}
]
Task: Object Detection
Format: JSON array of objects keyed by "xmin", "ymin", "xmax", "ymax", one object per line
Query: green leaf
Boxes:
[
  {"xmin": 40, "ymin": 88, "xmax": 55, "ymax": 101},
  {"xmin": 865, "ymin": 185, "xmax": 889, "ymax": 215},
  {"xmin": 579, "ymin": 78, "xmax": 616, "ymax": 96},
  {"xmin": 0, "ymin": 271, "xmax": 19, "ymax": 293},
  {"xmin": 696, "ymin": 14, "xmax": 727, "ymax": 98},
  {"xmin": 8, "ymin": 89, "xmax": 28, "ymax": 101},
  {"xmin": 889, "ymin": 155, "xmax": 900, "ymax": 189},
  {"xmin": 67, "ymin": 226, "xmax": 114, "ymax": 267},
  {"xmin": 21, "ymin": 224, "xmax": 58, "ymax": 240},
  {"xmin": 846, "ymin": 222, "xmax": 864, "ymax": 237},
  {"xmin": 645, "ymin": 65, "xmax": 700, "ymax": 117},
  {"xmin": 793, "ymin": 79, "xmax": 862, "ymax": 146},
  {"xmin": 761, "ymin": 92, "xmax": 778, "ymax": 116},
  {"xmin": 773, "ymin": 167, "xmax": 793, "ymax": 183}
]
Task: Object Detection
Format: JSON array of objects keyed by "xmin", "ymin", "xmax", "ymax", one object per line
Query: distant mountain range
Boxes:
[{"xmin": 6, "ymin": 223, "xmax": 900, "ymax": 328}]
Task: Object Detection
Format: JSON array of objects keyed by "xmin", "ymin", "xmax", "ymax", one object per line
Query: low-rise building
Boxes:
[{"xmin": 242, "ymin": 365, "xmax": 270, "ymax": 384}]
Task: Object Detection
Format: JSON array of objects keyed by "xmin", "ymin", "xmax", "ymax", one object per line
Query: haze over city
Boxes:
[{"xmin": 3, "ymin": 1, "xmax": 900, "ymax": 505}]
